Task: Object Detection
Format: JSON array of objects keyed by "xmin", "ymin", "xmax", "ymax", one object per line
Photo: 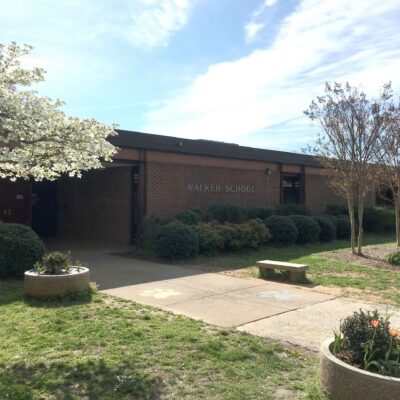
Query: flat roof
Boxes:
[{"xmin": 112, "ymin": 129, "xmax": 321, "ymax": 168}]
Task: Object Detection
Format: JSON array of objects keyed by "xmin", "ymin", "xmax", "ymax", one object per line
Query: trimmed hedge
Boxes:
[
  {"xmin": 215, "ymin": 223, "xmax": 247, "ymax": 250},
  {"xmin": 277, "ymin": 204, "xmax": 311, "ymax": 216},
  {"xmin": 264, "ymin": 215, "xmax": 298, "ymax": 245},
  {"xmin": 326, "ymin": 205, "xmax": 395, "ymax": 233},
  {"xmin": 244, "ymin": 219, "xmax": 272, "ymax": 248},
  {"xmin": 247, "ymin": 205, "xmax": 277, "ymax": 220},
  {"xmin": 207, "ymin": 203, "xmax": 247, "ymax": 224},
  {"xmin": 288, "ymin": 215, "xmax": 321, "ymax": 244},
  {"xmin": 175, "ymin": 209, "xmax": 203, "ymax": 225},
  {"xmin": 155, "ymin": 222, "xmax": 199, "ymax": 260},
  {"xmin": 326, "ymin": 204, "xmax": 348, "ymax": 216},
  {"xmin": 0, "ymin": 223, "xmax": 46, "ymax": 278},
  {"xmin": 324, "ymin": 215, "xmax": 351, "ymax": 240},
  {"xmin": 363, "ymin": 207, "xmax": 395, "ymax": 233},
  {"xmin": 195, "ymin": 222, "xmax": 224, "ymax": 256},
  {"xmin": 210, "ymin": 219, "xmax": 271, "ymax": 252},
  {"xmin": 313, "ymin": 216, "xmax": 336, "ymax": 242},
  {"xmin": 142, "ymin": 215, "xmax": 173, "ymax": 252}
]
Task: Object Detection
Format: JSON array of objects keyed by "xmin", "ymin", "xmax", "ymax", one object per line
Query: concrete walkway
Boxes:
[{"xmin": 51, "ymin": 241, "xmax": 400, "ymax": 352}]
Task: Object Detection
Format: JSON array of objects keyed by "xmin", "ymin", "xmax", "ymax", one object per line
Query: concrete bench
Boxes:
[{"xmin": 256, "ymin": 260, "xmax": 308, "ymax": 283}]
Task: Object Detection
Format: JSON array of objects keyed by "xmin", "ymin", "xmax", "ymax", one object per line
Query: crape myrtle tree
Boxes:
[
  {"xmin": 375, "ymin": 101, "xmax": 400, "ymax": 246},
  {"xmin": 304, "ymin": 82, "xmax": 393, "ymax": 255},
  {"xmin": 0, "ymin": 42, "xmax": 117, "ymax": 181}
]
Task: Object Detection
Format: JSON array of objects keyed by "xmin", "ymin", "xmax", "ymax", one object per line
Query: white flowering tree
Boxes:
[{"xmin": 0, "ymin": 42, "xmax": 117, "ymax": 181}]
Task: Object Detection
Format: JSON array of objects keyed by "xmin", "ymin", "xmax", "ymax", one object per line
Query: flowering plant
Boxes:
[
  {"xmin": 333, "ymin": 309, "xmax": 400, "ymax": 377},
  {"xmin": 0, "ymin": 42, "xmax": 117, "ymax": 181}
]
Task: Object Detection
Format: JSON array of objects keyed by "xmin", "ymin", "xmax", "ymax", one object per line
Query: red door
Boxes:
[{"xmin": 0, "ymin": 180, "xmax": 31, "ymax": 225}]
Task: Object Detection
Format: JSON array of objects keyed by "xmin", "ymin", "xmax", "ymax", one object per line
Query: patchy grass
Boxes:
[
  {"xmin": 183, "ymin": 234, "xmax": 400, "ymax": 306},
  {"xmin": 0, "ymin": 282, "xmax": 323, "ymax": 399}
]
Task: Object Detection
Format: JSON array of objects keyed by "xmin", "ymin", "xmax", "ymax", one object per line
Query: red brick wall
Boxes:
[
  {"xmin": 145, "ymin": 161, "xmax": 280, "ymax": 216},
  {"xmin": 58, "ymin": 167, "xmax": 132, "ymax": 244},
  {"xmin": 305, "ymin": 173, "xmax": 347, "ymax": 214},
  {"xmin": 305, "ymin": 173, "xmax": 375, "ymax": 214}
]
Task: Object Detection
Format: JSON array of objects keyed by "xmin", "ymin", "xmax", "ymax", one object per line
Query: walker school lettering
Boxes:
[{"xmin": 187, "ymin": 183, "xmax": 256, "ymax": 194}]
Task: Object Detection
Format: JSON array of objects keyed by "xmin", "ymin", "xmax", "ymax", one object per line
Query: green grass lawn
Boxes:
[
  {"xmin": 184, "ymin": 234, "xmax": 400, "ymax": 306},
  {"xmin": 0, "ymin": 283, "xmax": 324, "ymax": 400}
]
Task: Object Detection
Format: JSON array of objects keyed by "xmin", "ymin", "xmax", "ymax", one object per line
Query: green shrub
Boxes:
[
  {"xmin": 142, "ymin": 215, "xmax": 172, "ymax": 252},
  {"xmin": 41, "ymin": 251, "xmax": 71, "ymax": 274},
  {"xmin": 175, "ymin": 209, "xmax": 203, "ymax": 225},
  {"xmin": 246, "ymin": 205, "xmax": 277, "ymax": 220},
  {"xmin": 195, "ymin": 222, "xmax": 224, "ymax": 256},
  {"xmin": 244, "ymin": 219, "xmax": 272, "ymax": 248},
  {"xmin": 324, "ymin": 205, "xmax": 395, "ymax": 234},
  {"xmin": 155, "ymin": 222, "xmax": 199, "ymax": 260},
  {"xmin": 277, "ymin": 203, "xmax": 311, "ymax": 216},
  {"xmin": 215, "ymin": 223, "xmax": 248, "ymax": 250},
  {"xmin": 326, "ymin": 204, "xmax": 348, "ymax": 216},
  {"xmin": 335, "ymin": 215, "xmax": 352, "ymax": 239},
  {"xmin": 387, "ymin": 251, "xmax": 400, "ymax": 266},
  {"xmin": 363, "ymin": 207, "xmax": 395, "ymax": 233},
  {"xmin": 264, "ymin": 215, "xmax": 298, "ymax": 245},
  {"xmin": 336, "ymin": 309, "xmax": 397, "ymax": 370},
  {"xmin": 314, "ymin": 216, "xmax": 336, "ymax": 242},
  {"xmin": 0, "ymin": 223, "xmax": 46, "ymax": 278},
  {"xmin": 208, "ymin": 202, "xmax": 247, "ymax": 223},
  {"xmin": 288, "ymin": 215, "xmax": 321, "ymax": 244},
  {"xmin": 324, "ymin": 215, "xmax": 351, "ymax": 240}
]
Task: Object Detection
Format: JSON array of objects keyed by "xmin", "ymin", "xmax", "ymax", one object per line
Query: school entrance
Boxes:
[{"xmin": 0, "ymin": 164, "xmax": 139, "ymax": 245}]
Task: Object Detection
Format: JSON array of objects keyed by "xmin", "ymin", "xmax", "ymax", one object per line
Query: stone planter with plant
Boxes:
[
  {"xmin": 320, "ymin": 309, "xmax": 400, "ymax": 400},
  {"xmin": 24, "ymin": 252, "xmax": 90, "ymax": 298}
]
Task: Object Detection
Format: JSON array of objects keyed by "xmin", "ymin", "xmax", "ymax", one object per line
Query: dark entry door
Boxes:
[
  {"xmin": 0, "ymin": 180, "xmax": 31, "ymax": 225},
  {"xmin": 32, "ymin": 181, "xmax": 58, "ymax": 237}
]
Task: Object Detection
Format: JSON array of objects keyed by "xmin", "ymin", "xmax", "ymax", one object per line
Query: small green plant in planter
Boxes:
[
  {"xmin": 386, "ymin": 251, "xmax": 400, "ymax": 266},
  {"xmin": 35, "ymin": 252, "xmax": 71, "ymax": 274},
  {"xmin": 44, "ymin": 252, "xmax": 71, "ymax": 274},
  {"xmin": 332, "ymin": 309, "xmax": 400, "ymax": 377},
  {"xmin": 24, "ymin": 251, "xmax": 90, "ymax": 298}
]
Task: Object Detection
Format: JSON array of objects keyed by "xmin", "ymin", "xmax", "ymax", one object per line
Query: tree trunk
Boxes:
[
  {"xmin": 347, "ymin": 195, "xmax": 356, "ymax": 254},
  {"xmin": 395, "ymin": 199, "xmax": 400, "ymax": 247},
  {"xmin": 357, "ymin": 194, "xmax": 365, "ymax": 255}
]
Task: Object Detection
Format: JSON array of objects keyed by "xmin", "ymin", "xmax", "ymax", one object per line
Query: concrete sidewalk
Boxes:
[{"xmin": 51, "ymin": 241, "xmax": 400, "ymax": 352}]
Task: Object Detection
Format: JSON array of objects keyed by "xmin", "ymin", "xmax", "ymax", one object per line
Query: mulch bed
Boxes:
[{"xmin": 322, "ymin": 245, "xmax": 400, "ymax": 271}]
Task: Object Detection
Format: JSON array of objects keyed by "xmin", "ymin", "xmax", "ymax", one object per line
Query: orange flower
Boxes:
[
  {"xmin": 371, "ymin": 320, "xmax": 379, "ymax": 328},
  {"xmin": 388, "ymin": 328, "xmax": 400, "ymax": 337}
]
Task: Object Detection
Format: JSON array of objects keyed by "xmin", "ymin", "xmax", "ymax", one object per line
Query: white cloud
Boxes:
[
  {"xmin": 0, "ymin": 1, "xmax": 196, "ymax": 50},
  {"xmin": 265, "ymin": 0, "xmax": 278, "ymax": 6},
  {"xmin": 127, "ymin": 0, "xmax": 196, "ymax": 48},
  {"xmin": 0, "ymin": 0, "xmax": 197, "ymax": 106},
  {"xmin": 244, "ymin": 22, "xmax": 264, "ymax": 43},
  {"xmin": 142, "ymin": 0, "xmax": 400, "ymax": 150}
]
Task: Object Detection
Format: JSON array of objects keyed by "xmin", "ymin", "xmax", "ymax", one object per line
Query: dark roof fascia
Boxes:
[{"xmin": 111, "ymin": 129, "xmax": 322, "ymax": 168}]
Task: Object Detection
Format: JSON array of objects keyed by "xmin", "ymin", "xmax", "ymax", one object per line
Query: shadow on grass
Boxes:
[
  {"xmin": 0, "ymin": 280, "xmax": 97, "ymax": 308},
  {"xmin": 0, "ymin": 359, "xmax": 163, "ymax": 400},
  {"xmin": 23, "ymin": 287, "xmax": 96, "ymax": 309}
]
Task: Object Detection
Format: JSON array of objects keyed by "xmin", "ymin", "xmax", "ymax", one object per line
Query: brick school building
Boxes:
[{"xmin": 0, "ymin": 130, "xmax": 372, "ymax": 244}]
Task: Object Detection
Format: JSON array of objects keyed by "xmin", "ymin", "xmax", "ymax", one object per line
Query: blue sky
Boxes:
[{"xmin": 1, "ymin": 0, "xmax": 400, "ymax": 152}]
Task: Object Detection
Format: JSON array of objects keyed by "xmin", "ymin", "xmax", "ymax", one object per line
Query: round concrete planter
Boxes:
[
  {"xmin": 24, "ymin": 267, "xmax": 90, "ymax": 298},
  {"xmin": 320, "ymin": 338, "xmax": 400, "ymax": 400}
]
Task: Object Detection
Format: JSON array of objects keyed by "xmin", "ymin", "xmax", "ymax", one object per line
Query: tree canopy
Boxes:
[
  {"xmin": 305, "ymin": 82, "xmax": 394, "ymax": 254},
  {"xmin": 0, "ymin": 42, "xmax": 117, "ymax": 181}
]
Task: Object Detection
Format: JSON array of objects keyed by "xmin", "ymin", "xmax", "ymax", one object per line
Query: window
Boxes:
[{"xmin": 282, "ymin": 173, "xmax": 302, "ymax": 204}]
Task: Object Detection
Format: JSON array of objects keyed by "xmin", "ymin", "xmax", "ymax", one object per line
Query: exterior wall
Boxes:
[
  {"xmin": 0, "ymin": 179, "xmax": 31, "ymax": 225},
  {"xmin": 305, "ymin": 169, "xmax": 376, "ymax": 214},
  {"xmin": 58, "ymin": 167, "xmax": 132, "ymax": 244},
  {"xmin": 304, "ymin": 172, "xmax": 347, "ymax": 214},
  {"xmin": 145, "ymin": 160, "xmax": 280, "ymax": 216}
]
